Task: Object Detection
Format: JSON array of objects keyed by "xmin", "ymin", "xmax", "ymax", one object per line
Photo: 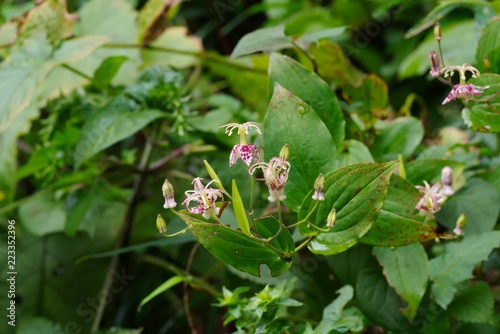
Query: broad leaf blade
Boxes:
[
  {"xmin": 178, "ymin": 212, "xmax": 292, "ymax": 277},
  {"xmin": 264, "ymin": 83, "xmax": 337, "ymax": 211},
  {"xmin": 373, "ymin": 244, "xmax": 429, "ymax": 321},
  {"xmin": 299, "ymin": 161, "xmax": 398, "ymax": 255},
  {"xmin": 269, "ymin": 53, "xmax": 345, "ymax": 152},
  {"xmin": 429, "ymin": 231, "xmax": 500, "ymax": 309},
  {"xmin": 361, "ymin": 174, "xmax": 437, "ymax": 246},
  {"xmin": 73, "ymin": 109, "xmax": 165, "ymax": 167}
]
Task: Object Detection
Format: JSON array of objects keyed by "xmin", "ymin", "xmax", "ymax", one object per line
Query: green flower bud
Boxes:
[
  {"xmin": 434, "ymin": 22, "xmax": 442, "ymax": 41},
  {"xmin": 312, "ymin": 173, "xmax": 325, "ymax": 201},
  {"xmin": 156, "ymin": 214, "xmax": 167, "ymax": 233},
  {"xmin": 279, "ymin": 144, "xmax": 290, "ymax": 161},
  {"xmin": 326, "ymin": 208, "xmax": 336, "ymax": 228}
]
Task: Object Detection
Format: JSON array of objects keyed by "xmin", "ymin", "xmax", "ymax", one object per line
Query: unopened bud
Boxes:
[
  {"xmin": 279, "ymin": 144, "xmax": 290, "ymax": 161},
  {"xmin": 156, "ymin": 214, "xmax": 167, "ymax": 233},
  {"xmin": 326, "ymin": 208, "xmax": 336, "ymax": 228},
  {"xmin": 312, "ymin": 173, "xmax": 325, "ymax": 201},
  {"xmin": 429, "ymin": 51, "xmax": 441, "ymax": 77},
  {"xmin": 441, "ymin": 166, "xmax": 454, "ymax": 196},
  {"xmin": 434, "ymin": 22, "xmax": 442, "ymax": 41},
  {"xmin": 162, "ymin": 179, "xmax": 177, "ymax": 209},
  {"xmin": 483, "ymin": 56, "xmax": 490, "ymax": 72},
  {"xmin": 453, "ymin": 213, "xmax": 466, "ymax": 236}
]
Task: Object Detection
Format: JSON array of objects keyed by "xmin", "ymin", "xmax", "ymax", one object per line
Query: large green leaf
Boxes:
[
  {"xmin": 231, "ymin": 26, "xmax": 293, "ymax": 59},
  {"xmin": 476, "ymin": 18, "xmax": 500, "ymax": 73},
  {"xmin": 356, "ymin": 268, "xmax": 411, "ymax": 332},
  {"xmin": 435, "ymin": 178, "xmax": 500, "ymax": 235},
  {"xmin": 18, "ymin": 193, "xmax": 66, "ymax": 237},
  {"xmin": 429, "ymin": 231, "xmax": 500, "ymax": 309},
  {"xmin": 18, "ymin": 317, "xmax": 65, "ymax": 334},
  {"xmin": 373, "ymin": 244, "xmax": 429, "ymax": 321},
  {"xmin": 137, "ymin": 0, "xmax": 180, "ymax": 44},
  {"xmin": 371, "ymin": 117, "xmax": 424, "ymax": 161},
  {"xmin": 314, "ymin": 285, "xmax": 364, "ymax": 334},
  {"xmin": 73, "ymin": 109, "xmax": 165, "ymax": 167},
  {"xmin": 269, "ymin": 53, "xmax": 345, "ymax": 152},
  {"xmin": 447, "ymin": 281, "xmax": 495, "ymax": 324},
  {"xmin": 299, "ymin": 161, "xmax": 397, "ymax": 255},
  {"xmin": 263, "ymin": 83, "xmax": 337, "ymax": 211},
  {"xmin": 178, "ymin": 212, "xmax": 293, "ymax": 277},
  {"xmin": 361, "ymin": 174, "xmax": 437, "ymax": 246}
]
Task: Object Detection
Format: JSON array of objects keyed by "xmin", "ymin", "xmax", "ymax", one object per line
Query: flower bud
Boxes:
[
  {"xmin": 312, "ymin": 173, "xmax": 325, "ymax": 201},
  {"xmin": 441, "ymin": 166, "xmax": 454, "ymax": 196},
  {"xmin": 434, "ymin": 22, "xmax": 442, "ymax": 41},
  {"xmin": 162, "ymin": 179, "xmax": 177, "ymax": 209},
  {"xmin": 429, "ymin": 51, "xmax": 441, "ymax": 77},
  {"xmin": 453, "ymin": 213, "xmax": 466, "ymax": 236},
  {"xmin": 326, "ymin": 208, "xmax": 336, "ymax": 228},
  {"xmin": 279, "ymin": 144, "xmax": 290, "ymax": 161},
  {"xmin": 156, "ymin": 214, "xmax": 167, "ymax": 233},
  {"xmin": 483, "ymin": 56, "xmax": 491, "ymax": 72}
]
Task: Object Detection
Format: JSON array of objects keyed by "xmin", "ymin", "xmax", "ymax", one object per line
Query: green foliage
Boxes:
[{"xmin": 1, "ymin": 0, "xmax": 500, "ymax": 333}]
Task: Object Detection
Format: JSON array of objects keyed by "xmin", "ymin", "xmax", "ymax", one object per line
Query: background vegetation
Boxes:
[{"xmin": 0, "ymin": 0, "xmax": 499, "ymax": 333}]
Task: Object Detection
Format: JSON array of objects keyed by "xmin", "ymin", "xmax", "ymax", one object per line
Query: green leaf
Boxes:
[
  {"xmin": 93, "ymin": 56, "xmax": 129, "ymax": 90},
  {"xmin": 74, "ymin": 0, "xmax": 140, "ymax": 85},
  {"xmin": 476, "ymin": 17, "xmax": 500, "ymax": 73},
  {"xmin": 447, "ymin": 281, "xmax": 494, "ymax": 324},
  {"xmin": 231, "ymin": 26, "xmax": 293, "ymax": 59},
  {"xmin": 371, "ymin": 117, "xmax": 424, "ymax": 161},
  {"xmin": 232, "ymin": 180, "xmax": 251, "ymax": 237},
  {"xmin": 178, "ymin": 212, "xmax": 292, "ymax": 277},
  {"xmin": 373, "ymin": 244, "xmax": 429, "ymax": 321},
  {"xmin": 138, "ymin": 275, "xmax": 185, "ymax": 311},
  {"xmin": 142, "ymin": 27, "xmax": 203, "ymax": 69},
  {"xmin": 400, "ymin": 20, "xmax": 476, "ymax": 79},
  {"xmin": 264, "ymin": 83, "xmax": 337, "ymax": 211},
  {"xmin": 18, "ymin": 317, "xmax": 65, "ymax": 334},
  {"xmin": 315, "ymin": 285, "xmax": 364, "ymax": 334},
  {"xmin": 254, "ymin": 216, "xmax": 295, "ymax": 254},
  {"xmin": 18, "ymin": 193, "xmax": 66, "ymax": 237},
  {"xmin": 338, "ymin": 140, "xmax": 374, "ymax": 168},
  {"xmin": 361, "ymin": 174, "xmax": 437, "ymax": 247},
  {"xmin": 429, "ymin": 231, "xmax": 500, "ymax": 309},
  {"xmin": 356, "ymin": 268, "xmax": 410, "ymax": 332},
  {"xmin": 463, "ymin": 73, "xmax": 500, "ymax": 133},
  {"xmin": 342, "ymin": 74, "xmax": 389, "ymax": 127},
  {"xmin": 435, "ymin": 178, "xmax": 500, "ymax": 235},
  {"xmin": 299, "ymin": 161, "xmax": 398, "ymax": 255},
  {"xmin": 405, "ymin": 159, "xmax": 465, "ymax": 186},
  {"xmin": 73, "ymin": 109, "xmax": 165, "ymax": 167},
  {"xmin": 269, "ymin": 53, "xmax": 345, "ymax": 152}
]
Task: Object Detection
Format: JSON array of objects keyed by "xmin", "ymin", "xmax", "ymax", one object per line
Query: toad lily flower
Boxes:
[
  {"xmin": 182, "ymin": 177, "xmax": 224, "ymax": 219},
  {"xmin": 434, "ymin": 62, "xmax": 489, "ymax": 105},
  {"xmin": 250, "ymin": 148, "xmax": 291, "ymax": 203},
  {"xmin": 415, "ymin": 181, "xmax": 445, "ymax": 216},
  {"xmin": 220, "ymin": 122, "xmax": 261, "ymax": 167},
  {"xmin": 162, "ymin": 179, "xmax": 177, "ymax": 209}
]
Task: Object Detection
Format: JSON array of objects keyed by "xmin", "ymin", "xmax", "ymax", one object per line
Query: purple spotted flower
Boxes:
[
  {"xmin": 442, "ymin": 83, "xmax": 489, "ymax": 105},
  {"xmin": 182, "ymin": 178, "xmax": 223, "ymax": 219},
  {"xmin": 415, "ymin": 181, "xmax": 445, "ymax": 216},
  {"xmin": 250, "ymin": 146, "xmax": 291, "ymax": 203},
  {"xmin": 220, "ymin": 122, "xmax": 261, "ymax": 167}
]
